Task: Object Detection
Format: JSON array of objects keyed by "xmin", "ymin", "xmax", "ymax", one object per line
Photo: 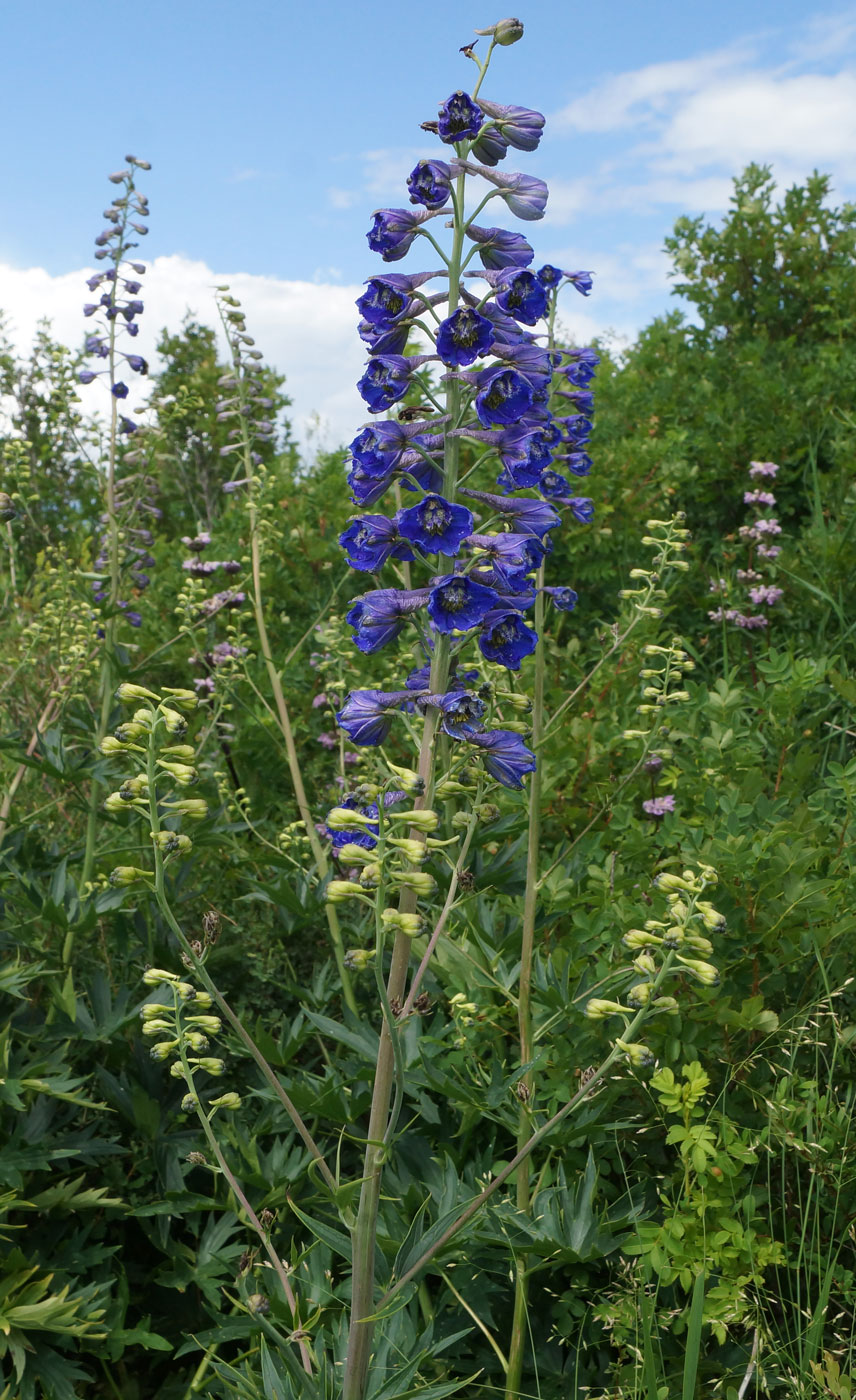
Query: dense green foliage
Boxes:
[{"xmin": 1, "ymin": 168, "xmax": 855, "ymax": 1399}]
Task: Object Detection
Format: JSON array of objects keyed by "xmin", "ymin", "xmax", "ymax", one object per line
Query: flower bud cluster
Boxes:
[
  {"xmin": 586, "ymin": 862, "xmax": 723, "ymax": 1067},
  {"xmin": 140, "ymin": 967, "xmax": 241, "ymax": 1113},
  {"xmin": 618, "ymin": 514, "xmax": 692, "ymax": 618},
  {"xmin": 708, "ymin": 460, "xmax": 784, "ymax": 631},
  {"xmin": 213, "ymin": 287, "xmax": 279, "ymax": 493},
  {"xmin": 101, "ymin": 684, "xmax": 207, "ymax": 887}
]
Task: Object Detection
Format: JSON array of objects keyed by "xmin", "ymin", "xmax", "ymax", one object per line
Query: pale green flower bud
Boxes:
[
  {"xmin": 186, "ymin": 1015, "xmax": 221, "ymax": 1034},
  {"xmin": 100, "ymin": 735, "xmax": 132, "ymax": 756},
  {"xmin": 585, "ymin": 998, "xmax": 627, "ymax": 1019},
  {"xmin": 622, "ymin": 728, "xmax": 651, "ymax": 740},
  {"xmin": 381, "ymin": 909, "xmax": 424, "ymax": 936},
  {"xmin": 389, "ymin": 809, "xmax": 439, "ymax": 832},
  {"xmin": 185, "ymin": 1030, "xmax": 209, "ymax": 1052},
  {"xmin": 114, "ymin": 721, "xmax": 147, "ymax": 743},
  {"xmin": 386, "ymin": 837, "xmax": 427, "ymax": 863},
  {"xmin": 358, "ymin": 863, "xmax": 382, "ymax": 889},
  {"xmin": 132, "ymin": 708, "xmax": 155, "ymax": 728},
  {"xmin": 117, "ymin": 683, "xmax": 160, "ymax": 704},
  {"xmin": 336, "ymin": 842, "xmax": 378, "ymax": 864},
  {"xmin": 175, "ymin": 982, "xmax": 195, "ymax": 999},
  {"xmin": 105, "ymin": 791, "xmax": 133, "ymax": 813},
  {"xmin": 181, "ymin": 1094, "xmax": 198, "ymax": 1112},
  {"xmin": 142, "ymin": 967, "xmax": 179, "ymax": 986},
  {"xmin": 152, "ymin": 831, "xmax": 193, "ymax": 856},
  {"xmin": 385, "ymin": 763, "xmax": 425, "ymax": 795},
  {"xmin": 344, "ymin": 948, "xmax": 375, "ymax": 970},
  {"xmin": 685, "ymin": 933, "xmax": 714, "ymax": 955},
  {"xmin": 476, "ymin": 803, "xmax": 501, "ymax": 824},
  {"xmin": 696, "ymin": 901, "xmax": 726, "ymax": 932},
  {"xmin": 168, "ymin": 798, "xmax": 208, "ymax": 819},
  {"xmin": 325, "ymin": 879, "xmax": 366, "ymax": 903},
  {"xmin": 149, "ymin": 1040, "xmax": 179, "ymax": 1060},
  {"xmin": 626, "ymin": 982, "xmax": 652, "ymax": 1007},
  {"xmin": 170, "ymin": 1060, "xmax": 189, "ymax": 1078},
  {"xmin": 191, "ymin": 990, "xmax": 213, "ymax": 1009},
  {"xmin": 140, "ymin": 1003, "xmax": 171, "ymax": 1021},
  {"xmin": 156, "ymin": 759, "xmax": 198, "ymax": 786},
  {"xmin": 161, "ymin": 744, "xmax": 196, "ymax": 761},
  {"xmin": 662, "ymin": 925, "xmax": 686, "ymax": 949},
  {"xmin": 475, "ymin": 16, "xmax": 524, "ymax": 44},
  {"xmin": 655, "ymin": 873, "xmax": 692, "ymax": 893},
  {"xmin": 326, "ymin": 807, "xmax": 377, "ymax": 830},
  {"xmin": 498, "ymin": 691, "xmax": 532, "ymax": 713},
  {"xmin": 141, "ymin": 1018, "xmax": 173, "ymax": 1035},
  {"xmin": 162, "ymin": 687, "xmax": 198, "ymax": 710},
  {"xmin": 389, "ymin": 870, "xmax": 436, "ymax": 896},
  {"xmin": 616, "ymin": 1039, "xmax": 654, "ymax": 1068},
  {"xmin": 676, "ymin": 956, "xmax": 720, "ymax": 987},
  {"xmin": 632, "ymin": 952, "xmax": 657, "ymax": 977},
  {"xmin": 210, "ymin": 1091, "xmax": 241, "ymax": 1110},
  {"xmin": 652, "ymin": 995, "xmax": 680, "ymax": 1012},
  {"xmin": 159, "ymin": 708, "xmax": 188, "ymax": 738},
  {"xmin": 435, "ymin": 780, "xmax": 475, "ymax": 798},
  {"xmin": 623, "ymin": 928, "xmax": 662, "ymax": 949},
  {"xmin": 190, "ymin": 1057, "xmax": 225, "ymax": 1075},
  {"xmin": 109, "ymin": 865, "xmax": 150, "ymax": 887}
]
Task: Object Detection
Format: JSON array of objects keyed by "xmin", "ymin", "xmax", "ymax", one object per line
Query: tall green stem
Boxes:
[{"xmin": 341, "ymin": 159, "xmax": 470, "ymax": 1400}]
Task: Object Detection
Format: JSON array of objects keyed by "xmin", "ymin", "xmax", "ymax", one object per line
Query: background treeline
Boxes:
[{"xmin": 1, "ymin": 164, "xmax": 855, "ymax": 1398}]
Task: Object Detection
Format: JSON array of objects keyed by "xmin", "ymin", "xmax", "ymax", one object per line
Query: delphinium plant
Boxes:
[{"xmin": 708, "ymin": 458, "xmax": 785, "ymax": 667}]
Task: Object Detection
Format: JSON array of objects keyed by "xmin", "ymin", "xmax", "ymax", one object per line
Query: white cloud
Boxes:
[
  {"xmin": 0, "ymin": 255, "xmax": 366, "ymax": 451},
  {"xmin": 552, "ymin": 46, "xmax": 753, "ymax": 134}
]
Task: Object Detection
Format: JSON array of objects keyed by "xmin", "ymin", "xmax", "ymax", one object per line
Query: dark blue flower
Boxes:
[
  {"xmin": 367, "ymin": 207, "xmax": 437, "ymax": 262},
  {"xmin": 476, "ymin": 99, "xmax": 545, "ymax": 152},
  {"xmin": 397, "ymin": 494, "xmax": 474, "ymax": 556},
  {"xmin": 559, "ymin": 414, "xmax": 593, "ymax": 445},
  {"xmin": 478, "ymin": 609, "xmax": 537, "ymax": 669},
  {"xmin": 356, "ymin": 277, "xmax": 412, "ymax": 328},
  {"xmin": 424, "ymin": 690, "xmax": 487, "ymax": 736},
  {"xmin": 490, "ymin": 268, "xmax": 548, "ymax": 325},
  {"xmin": 569, "ymin": 497, "xmax": 595, "ymax": 524},
  {"xmin": 78, "ymin": 369, "xmax": 97, "ymax": 385},
  {"xmin": 564, "ymin": 347, "xmax": 599, "ymax": 386},
  {"xmin": 357, "ymin": 355, "xmax": 413, "ymax": 412},
  {"xmin": 537, "ymin": 264, "xmax": 563, "ymax": 288},
  {"xmin": 461, "ymin": 487, "xmax": 561, "ymax": 538},
  {"xmin": 465, "ymin": 224, "xmax": 534, "ymax": 269},
  {"xmin": 406, "ymin": 158, "xmax": 452, "ymax": 208},
  {"xmin": 111, "ymin": 381, "xmax": 129, "ymax": 399},
  {"xmin": 474, "ymin": 368, "xmax": 534, "ymax": 427},
  {"xmin": 436, "ymin": 308, "xmax": 494, "ymax": 367},
  {"xmin": 348, "ymin": 587, "xmax": 431, "ymax": 653},
  {"xmin": 566, "ymin": 271, "xmax": 593, "ymax": 296},
  {"xmin": 469, "ymin": 125, "xmax": 510, "ymax": 166},
  {"xmin": 559, "ymin": 388, "xmax": 595, "ymax": 416},
  {"xmin": 539, "ymin": 468, "xmax": 572, "ymax": 499},
  {"xmin": 336, "ymin": 690, "xmax": 414, "ymax": 746},
  {"xmin": 428, "ymin": 575, "xmax": 501, "ymax": 632},
  {"xmin": 340, "ymin": 514, "xmax": 414, "ymax": 571},
  {"xmin": 438, "ymin": 91, "xmax": 483, "ymax": 143},
  {"xmin": 543, "ymin": 586, "xmax": 579, "ymax": 612},
  {"xmin": 126, "ymin": 354, "xmax": 148, "ymax": 373},
  {"xmin": 462, "ymin": 728, "xmax": 536, "ymax": 788},
  {"xmin": 563, "ymin": 451, "xmax": 593, "ymax": 477}
]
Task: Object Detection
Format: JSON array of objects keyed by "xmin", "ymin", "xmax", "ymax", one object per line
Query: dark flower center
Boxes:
[
  {"xmin": 442, "ymin": 582, "xmax": 467, "ymax": 611},
  {"xmin": 421, "ymin": 500, "xmax": 452, "ymax": 534}
]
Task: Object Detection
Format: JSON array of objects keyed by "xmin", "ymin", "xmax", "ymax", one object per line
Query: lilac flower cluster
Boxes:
[
  {"xmin": 333, "ymin": 76, "xmax": 597, "ymax": 803},
  {"xmin": 81, "ymin": 157, "xmax": 160, "ymax": 629},
  {"xmin": 709, "ymin": 460, "xmax": 784, "ymax": 631}
]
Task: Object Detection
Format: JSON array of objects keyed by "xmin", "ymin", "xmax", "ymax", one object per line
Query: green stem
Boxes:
[{"xmin": 341, "ymin": 155, "xmax": 471, "ymax": 1400}]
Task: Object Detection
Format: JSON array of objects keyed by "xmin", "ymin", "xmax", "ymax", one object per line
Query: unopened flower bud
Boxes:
[
  {"xmin": 141, "ymin": 1018, "xmax": 173, "ymax": 1035},
  {"xmin": 632, "ymin": 952, "xmax": 657, "ymax": 977},
  {"xmin": 676, "ymin": 956, "xmax": 720, "ymax": 987},
  {"xmin": 100, "ymin": 735, "xmax": 132, "ymax": 755},
  {"xmin": 655, "ymin": 872, "xmax": 692, "ymax": 893},
  {"xmin": 176, "ymin": 982, "xmax": 195, "ymax": 999},
  {"xmin": 385, "ymin": 763, "xmax": 425, "ymax": 795},
  {"xmin": 326, "ymin": 879, "xmax": 366, "ymax": 902},
  {"xmin": 161, "ymin": 744, "xmax": 196, "ymax": 761},
  {"xmin": 585, "ymin": 998, "xmax": 627, "ymax": 1019},
  {"xmin": 326, "ymin": 807, "xmax": 377, "ymax": 830},
  {"xmin": 344, "ymin": 948, "xmax": 375, "ymax": 970},
  {"xmin": 114, "ymin": 721, "xmax": 147, "ymax": 743},
  {"xmin": 109, "ymin": 865, "xmax": 150, "ymax": 886},
  {"xmin": 685, "ymin": 933, "xmax": 714, "ymax": 955},
  {"xmin": 210, "ymin": 1091, "xmax": 242, "ymax": 1110},
  {"xmin": 191, "ymin": 990, "xmax": 213, "ymax": 1009},
  {"xmin": 153, "ymin": 831, "xmax": 193, "ymax": 855},
  {"xmin": 696, "ymin": 901, "xmax": 726, "ymax": 932},
  {"xmin": 168, "ymin": 798, "xmax": 209, "ymax": 819},
  {"xmin": 186, "ymin": 1015, "xmax": 221, "ymax": 1034},
  {"xmin": 149, "ymin": 1040, "xmax": 179, "ymax": 1061},
  {"xmin": 162, "ymin": 688, "xmax": 199, "ymax": 710},
  {"xmin": 185, "ymin": 1031, "xmax": 209, "ymax": 1052},
  {"xmin": 159, "ymin": 708, "xmax": 188, "ymax": 738},
  {"xmin": 117, "ymin": 682, "xmax": 159, "ymax": 704},
  {"xmin": 626, "ymin": 982, "xmax": 652, "ymax": 1007},
  {"xmin": 616, "ymin": 1039, "xmax": 654, "ymax": 1068},
  {"xmin": 475, "ymin": 16, "xmax": 524, "ymax": 44},
  {"xmin": 170, "ymin": 1060, "xmax": 189, "ymax": 1078},
  {"xmin": 381, "ymin": 909, "xmax": 425, "ymax": 936},
  {"xmin": 156, "ymin": 759, "xmax": 198, "ymax": 785},
  {"xmin": 652, "ymin": 995, "xmax": 680, "ymax": 1013},
  {"xmin": 247, "ymin": 1292, "xmax": 269, "ymax": 1314},
  {"xmin": 387, "ymin": 837, "xmax": 427, "ymax": 863},
  {"xmin": 389, "ymin": 808, "xmax": 439, "ymax": 832},
  {"xmin": 359, "ymin": 863, "xmax": 382, "ymax": 889},
  {"xmin": 337, "ymin": 842, "xmax": 377, "ymax": 864},
  {"xmin": 623, "ymin": 928, "xmax": 661, "ymax": 949},
  {"xmin": 388, "ymin": 870, "xmax": 436, "ymax": 896},
  {"xmin": 142, "ymin": 967, "xmax": 179, "ymax": 987},
  {"xmin": 180, "ymin": 1094, "xmax": 198, "ymax": 1111},
  {"xmin": 191, "ymin": 1057, "xmax": 225, "ymax": 1075},
  {"xmin": 0, "ymin": 492, "xmax": 16, "ymax": 521},
  {"xmin": 661, "ymin": 925, "xmax": 686, "ymax": 949}
]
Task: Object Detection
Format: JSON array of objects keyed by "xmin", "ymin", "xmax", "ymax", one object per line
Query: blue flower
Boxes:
[
  {"xmin": 461, "ymin": 487, "xmax": 561, "ymax": 538},
  {"xmin": 357, "ymin": 355, "xmax": 413, "ymax": 413},
  {"xmin": 406, "ymin": 159, "xmax": 452, "ymax": 208},
  {"xmin": 543, "ymin": 586, "xmax": 579, "ymax": 612},
  {"xmin": 538, "ymin": 468, "xmax": 572, "ymax": 499},
  {"xmin": 336, "ymin": 690, "xmax": 414, "ymax": 746},
  {"xmin": 489, "ymin": 268, "xmax": 548, "ymax": 325},
  {"xmin": 367, "ymin": 207, "xmax": 437, "ymax": 261},
  {"xmin": 357, "ymin": 277, "xmax": 413, "ymax": 329},
  {"xmin": 465, "ymin": 224, "xmax": 534, "ymax": 269},
  {"xmin": 476, "ymin": 99, "xmax": 545, "ymax": 152},
  {"xmin": 111, "ymin": 381, "xmax": 129, "ymax": 398},
  {"xmin": 438, "ymin": 91, "xmax": 483, "ymax": 143},
  {"xmin": 126, "ymin": 354, "xmax": 148, "ymax": 373},
  {"xmin": 563, "ymin": 451, "xmax": 593, "ymax": 477},
  {"xmin": 469, "ymin": 125, "xmax": 510, "ymax": 166},
  {"xmin": 347, "ymin": 587, "xmax": 431, "ymax": 653},
  {"xmin": 537, "ymin": 264, "xmax": 563, "ymax": 288},
  {"xmin": 569, "ymin": 497, "xmax": 595, "ymax": 524},
  {"xmin": 78, "ymin": 369, "xmax": 97, "ymax": 384},
  {"xmin": 436, "ymin": 308, "xmax": 494, "ymax": 366},
  {"xmin": 559, "ymin": 414, "xmax": 593, "ymax": 445},
  {"xmin": 397, "ymin": 494, "xmax": 474, "ymax": 556},
  {"xmin": 424, "ymin": 690, "xmax": 487, "ymax": 736},
  {"xmin": 474, "ymin": 368, "xmax": 534, "ymax": 427},
  {"xmin": 453, "ymin": 160, "xmax": 548, "ymax": 220},
  {"xmin": 478, "ymin": 609, "xmax": 537, "ymax": 669},
  {"xmin": 462, "ymin": 728, "xmax": 536, "ymax": 788},
  {"xmin": 427, "ymin": 575, "xmax": 501, "ymax": 632},
  {"xmin": 559, "ymin": 388, "xmax": 595, "ymax": 416},
  {"xmin": 340, "ymin": 514, "xmax": 414, "ymax": 571}
]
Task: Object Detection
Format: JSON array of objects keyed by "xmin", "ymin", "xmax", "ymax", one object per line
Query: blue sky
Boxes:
[{"xmin": 2, "ymin": 1, "xmax": 855, "ymax": 443}]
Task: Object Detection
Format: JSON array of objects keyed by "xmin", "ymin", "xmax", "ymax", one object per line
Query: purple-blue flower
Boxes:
[
  {"xmin": 347, "ymin": 587, "xmax": 431, "ymax": 653},
  {"xmin": 438, "ymin": 91, "xmax": 483, "ymax": 143},
  {"xmin": 406, "ymin": 159, "xmax": 452, "ymax": 208},
  {"xmin": 436, "ymin": 308, "xmax": 494, "ymax": 367},
  {"xmin": 340, "ymin": 514, "xmax": 414, "ymax": 572},
  {"xmin": 461, "ymin": 486, "xmax": 561, "ymax": 538},
  {"xmin": 453, "ymin": 160, "xmax": 548, "ymax": 220},
  {"xmin": 476, "ymin": 99, "xmax": 546, "ymax": 152},
  {"xmin": 427, "ymin": 575, "xmax": 501, "ymax": 632},
  {"xmin": 474, "ymin": 368, "xmax": 534, "ymax": 427},
  {"xmin": 336, "ymin": 690, "xmax": 414, "ymax": 746},
  {"xmin": 367, "ymin": 207, "xmax": 438, "ymax": 262},
  {"xmin": 357, "ymin": 355, "xmax": 414, "ymax": 413},
  {"xmin": 478, "ymin": 609, "xmax": 538, "ymax": 670},
  {"xmin": 487, "ymin": 268, "xmax": 548, "ymax": 325},
  {"xmin": 397, "ymin": 494, "xmax": 474, "ymax": 556},
  {"xmin": 543, "ymin": 586, "xmax": 579, "ymax": 612},
  {"xmin": 462, "ymin": 728, "xmax": 537, "ymax": 788},
  {"xmin": 422, "ymin": 690, "xmax": 487, "ymax": 736},
  {"xmin": 465, "ymin": 224, "xmax": 534, "ymax": 270},
  {"xmin": 568, "ymin": 497, "xmax": 595, "ymax": 524}
]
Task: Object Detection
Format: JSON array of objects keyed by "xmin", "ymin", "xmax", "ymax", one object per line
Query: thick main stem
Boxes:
[
  {"xmin": 341, "ymin": 161, "xmax": 469, "ymax": 1400},
  {"xmin": 505, "ymin": 566, "xmax": 545, "ymax": 1399}
]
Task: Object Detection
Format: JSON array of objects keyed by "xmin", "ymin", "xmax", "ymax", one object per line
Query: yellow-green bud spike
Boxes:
[
  {"xmin": 325, "ymin": 879, "xmax": 367, "ymax": 903},
  {"xmin": 336, "ymin": 842, "xmax": 378, "ymax": 864},
  {"xmin": 161, "ymin": 688, "xmax": 198, "ymax": 711},
  {"xmin": 117, "ymin": 682, "xmax": 160, "ymax": 704},
  {"xmin": 142, "ymin": 967, "xmax": 179, "ymax": 987},
  {"xmin": 389, "ymin": 809, "xmax": 439, "ymax": 832}
]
